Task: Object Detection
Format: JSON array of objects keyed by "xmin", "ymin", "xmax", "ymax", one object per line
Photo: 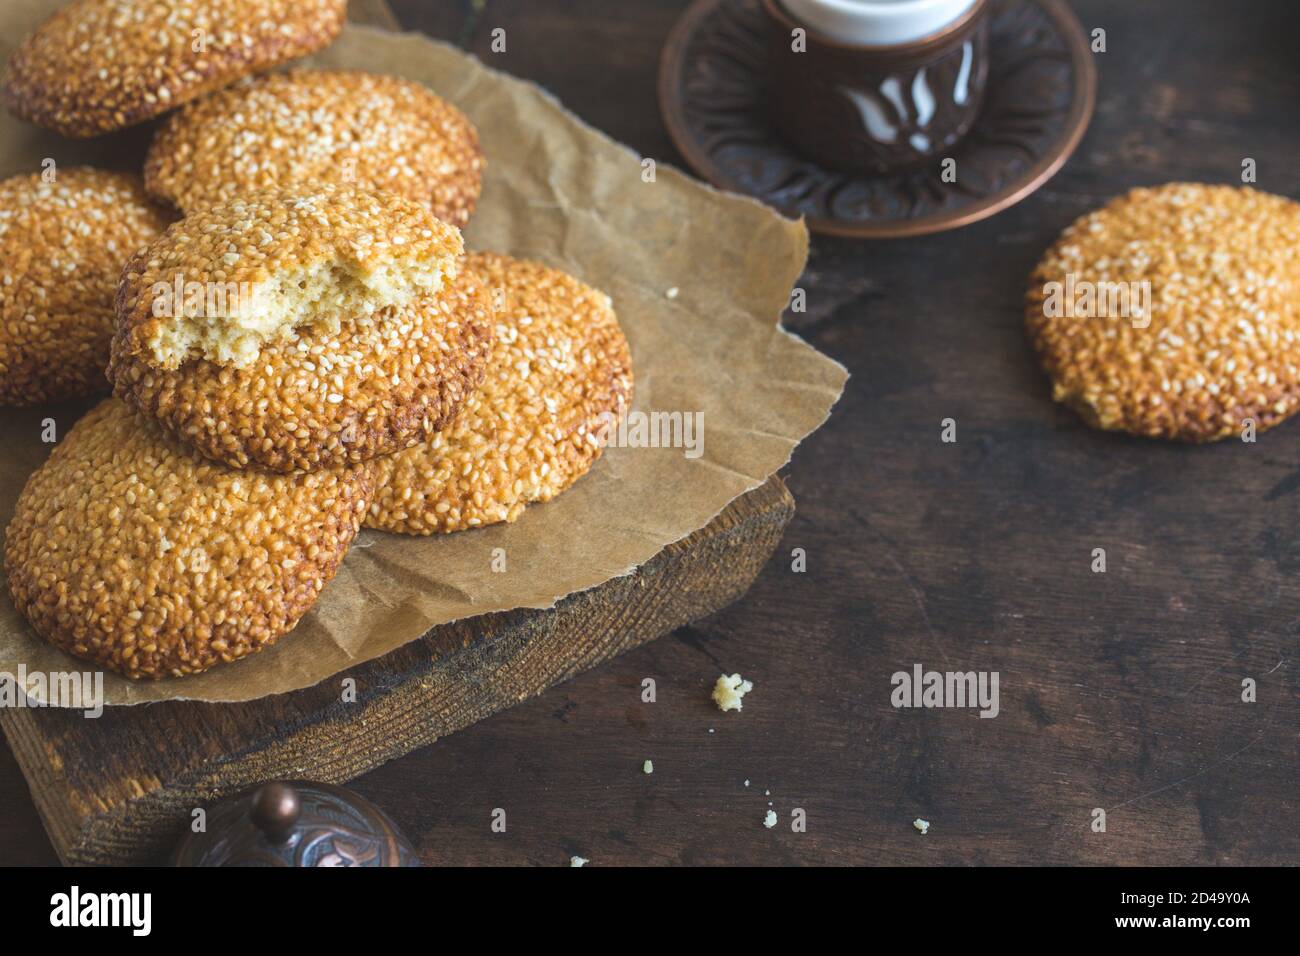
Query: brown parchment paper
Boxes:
[{"xmin": 0, "ymin": 3, "xmax": 847, "ymax": 705}]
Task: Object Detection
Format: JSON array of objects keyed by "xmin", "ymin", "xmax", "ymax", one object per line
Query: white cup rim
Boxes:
[
  {"xmin": 803, "ymin": 0, "xmax": 975, "ymax": 17},
  {"xmin": 777, "ymin": 0, "xmax": 983, "ymax": 48}
]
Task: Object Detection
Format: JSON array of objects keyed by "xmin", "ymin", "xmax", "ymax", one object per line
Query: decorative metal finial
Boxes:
[
  {"xmin": 172, "ymin": 780, "xmax": 421, "ymax": 867},
  {"xmin": 249, "ymin": 783, "xmax": 302, "ymax": 844}
]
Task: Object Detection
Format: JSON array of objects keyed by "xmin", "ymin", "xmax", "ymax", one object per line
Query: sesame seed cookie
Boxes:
[
  {"xmin": 145, "ymin": 70, "xmax": 485, "ymax": 227},
  {"xmin": 2, "ymin": 0, "xmax": 347, "ymax": 138},
  {"xmin": 109, "ymin": 273, "xmax": 495, "ymax": 473},
  {"xmin": 4, "ymin": 399, "xmax": 372, "ymax": 680},
  {"xmin": 112, "ymin": 183, "xmax": 463, "ymax": 370},
  {"xmin": 0, "ymin": 168, "xmax": 170, "ymax": 406},
  {"xmin": 367, "ymin": 252, "xmax": 634, "ymax": 535},
  {"xmin": 1026, "ymin": 184, "xmax": 1300, "ymax": 442}
]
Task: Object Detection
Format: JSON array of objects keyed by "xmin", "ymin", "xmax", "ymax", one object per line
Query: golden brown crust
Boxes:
[
  {"xmin": 3, "ymin": 399, "xmax": 372, "ymax": 680},
  {"xmin": 367, "ymin": 252, "xmax": 634, "ymax": 534},
  {"xmin": 1026, "ymin": 183, "xmax": 1300, "ymax": 442},
  {"xmin": 2, "ymin": 0, "xmax": 347, "ymax": 138},
  {"xmin": 0, "ymin": 168, "xmax": 170, "ymax": 406},
  {"xmin": 145, "ymin": 70, "xmax": 485, "ymax": 226},
  {"xmin": 109, "ymin": 274, "xmax": 496, "ymax": 473}
]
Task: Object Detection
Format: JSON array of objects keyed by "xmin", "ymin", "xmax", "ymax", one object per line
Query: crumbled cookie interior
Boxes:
[{"xmin": 145, "ymin": 254, "xmax": 447, "ymax": 368}]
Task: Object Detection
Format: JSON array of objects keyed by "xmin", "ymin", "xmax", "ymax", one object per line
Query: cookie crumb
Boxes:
[{"xmin": 712, "ymin": 673, "xmax": 753, "ymax": 712}]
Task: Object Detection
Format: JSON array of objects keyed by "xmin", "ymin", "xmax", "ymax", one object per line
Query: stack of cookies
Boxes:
[{"xmin": 0, "ymin": 0, "xmax": 633, "ymax": 679}]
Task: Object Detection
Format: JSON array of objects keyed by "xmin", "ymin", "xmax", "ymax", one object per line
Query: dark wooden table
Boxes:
[{"xmin": 3, "ymin": 0, "xmax": 1297, "ymax": 866}]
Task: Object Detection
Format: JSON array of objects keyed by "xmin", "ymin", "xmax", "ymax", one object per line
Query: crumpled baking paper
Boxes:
[{"xmin": 0, "ymin": 2, "xmax": 847, "ymax": 704}]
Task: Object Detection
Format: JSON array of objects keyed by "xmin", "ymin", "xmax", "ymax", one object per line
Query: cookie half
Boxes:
[
  {"xmin": 113, "ymin": 183, "xmax": 463, "ymax": 371},
  {"xmin": 145, "ymin": 70, "xmax": 485, "ymax": 227},
  {"xmin": 367, "ymin": 252, "xmax": 634, "ymax": 534},
  {"xmin": 2, "ymin": 0, "xmax": 347, "ymax": 137},
  {"xmin": 4, "ymin": 399, "xmax": 372, "ymax": 680},
  {"xmin": 1026, "ymin": 183, "xmax": 1300, "ymax": 442},
  {"xmin": 0, "ymin": 168, "xmax": 170, "ymax": 405},
  {"xmin": 110, "ymin": 273, "xmax": 495, "ymax": 473}
]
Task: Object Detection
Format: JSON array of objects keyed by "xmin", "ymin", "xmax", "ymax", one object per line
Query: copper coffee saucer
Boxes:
[{"xmin": 659, "ymin": 0, "xmax": 1097, "ymax": 238}]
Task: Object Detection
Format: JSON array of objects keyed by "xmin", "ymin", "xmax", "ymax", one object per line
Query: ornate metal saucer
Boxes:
[
  {"xmin": 172, "ymin": 781, "xmax": 421, "ymax": 867},
  {"xmin": 659, "ymin": 0, "xmax": 1097, "ymax": 238}
]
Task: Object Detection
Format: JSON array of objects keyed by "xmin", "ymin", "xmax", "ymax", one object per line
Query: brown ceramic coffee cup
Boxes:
[{"xmin": 764, "ymin": 0, "xmax": 990, "ymax": 174}]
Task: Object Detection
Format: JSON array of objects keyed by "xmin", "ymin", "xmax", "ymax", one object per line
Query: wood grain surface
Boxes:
[{"xmin": 3, "ymin": 0, "xmax": 1298, "ymax": 866}]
